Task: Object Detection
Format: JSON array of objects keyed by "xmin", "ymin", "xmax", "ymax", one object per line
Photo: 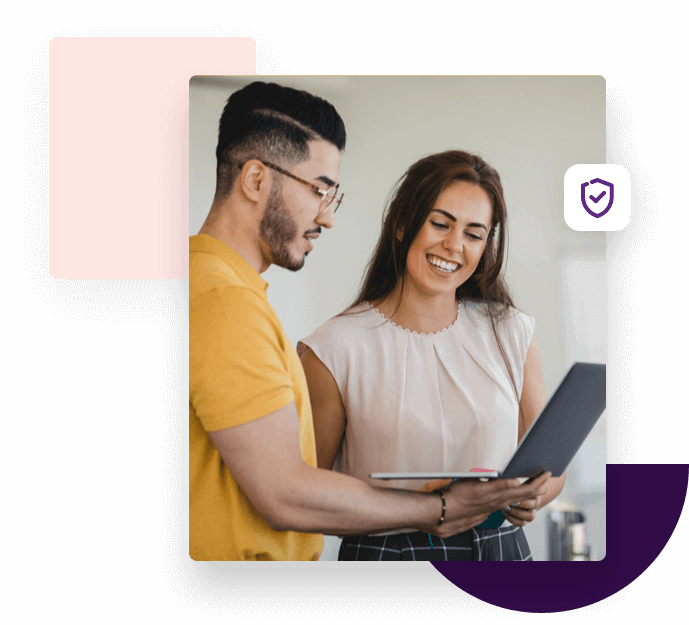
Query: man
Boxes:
[{"xmin": 189, "ymin": 81, "xmax": 549, "ymax": 560}]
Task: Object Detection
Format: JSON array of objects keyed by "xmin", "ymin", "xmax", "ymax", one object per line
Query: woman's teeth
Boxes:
[{"xmin": 427, "ymin": 255, "xmax": 458, "ymax": 273}]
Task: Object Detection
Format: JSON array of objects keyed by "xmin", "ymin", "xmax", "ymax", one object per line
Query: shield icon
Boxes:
[{"xmin": 581, "ymin": 178, "xmax": 614, "ymax": 218}]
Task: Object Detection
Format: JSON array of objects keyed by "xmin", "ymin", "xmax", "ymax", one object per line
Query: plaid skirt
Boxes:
[{"xmin": 338, "ymin": 525, "xmax": 532, "ymax": 561}]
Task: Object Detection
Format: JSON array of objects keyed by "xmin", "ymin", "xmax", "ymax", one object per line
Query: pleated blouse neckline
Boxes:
[{"xmin": 363, "ymin": 300, "xmax": 463, "ymax": 337}]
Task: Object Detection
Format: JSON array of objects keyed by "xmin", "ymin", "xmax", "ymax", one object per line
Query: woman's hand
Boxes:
[{"xmin": 418, "ymin": 472, "xmax": 551, "ymax": 538}]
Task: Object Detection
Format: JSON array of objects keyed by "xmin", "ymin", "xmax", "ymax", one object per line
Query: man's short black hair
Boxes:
[{"xmin": 215, "ymin": 81, "xmax": 347, "ymax": 198}]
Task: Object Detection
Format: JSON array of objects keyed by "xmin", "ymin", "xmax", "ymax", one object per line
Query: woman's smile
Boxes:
[{"xmin": 426, "ymin": 254, "xmax": 460, "ymax": 274}]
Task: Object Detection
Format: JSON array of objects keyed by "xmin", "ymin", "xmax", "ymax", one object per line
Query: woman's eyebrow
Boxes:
[{"xmin": 430, "ymin": 209, "xmax": 488, "ymax": 231}]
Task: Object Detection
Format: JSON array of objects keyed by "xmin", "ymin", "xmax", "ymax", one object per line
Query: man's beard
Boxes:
[{"xmin": 259, "ymin": 181, "xmax": 305, "ymax": 272}]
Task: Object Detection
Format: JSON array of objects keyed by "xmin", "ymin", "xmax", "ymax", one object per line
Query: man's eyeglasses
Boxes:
[{"xmin": 239, "ymin": 161, "xmax": 344, "ymax": 214}]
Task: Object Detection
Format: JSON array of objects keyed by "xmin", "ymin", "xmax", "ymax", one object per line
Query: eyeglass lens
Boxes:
[{"xmin": 320, "ymin": 188, "xmax": 343, "ymax": 214}]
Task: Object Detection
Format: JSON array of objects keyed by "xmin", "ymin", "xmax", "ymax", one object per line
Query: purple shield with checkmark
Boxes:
[{"xmin": 581, "ymin": 178, "xmax": 614, "ymax": 218}]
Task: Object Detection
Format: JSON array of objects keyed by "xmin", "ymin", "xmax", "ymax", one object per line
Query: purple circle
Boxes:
[{"xmin": 432, "ymin": 464, "xmax": 688, "ymax": 612}]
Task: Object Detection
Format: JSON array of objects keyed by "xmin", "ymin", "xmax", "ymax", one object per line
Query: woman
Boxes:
[{"xmin": 298, "ymin": 150, "xmax": 565, "ymax": 561}]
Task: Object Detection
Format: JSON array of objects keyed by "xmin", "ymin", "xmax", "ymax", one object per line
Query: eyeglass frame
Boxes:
[{"xmin": 237, "ymin": 160, "xmax": 343, "ymax": 213}]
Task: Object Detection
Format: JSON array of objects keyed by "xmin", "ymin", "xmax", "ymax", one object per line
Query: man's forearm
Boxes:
[{"xmin": 263, "ymin": 464, "xmax": 441, "ymax": 535}]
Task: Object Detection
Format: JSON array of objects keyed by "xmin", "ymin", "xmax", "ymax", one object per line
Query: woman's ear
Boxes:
[{"xmin": 396, "ymin": 227, "xmax": 404, "ymax": 242}]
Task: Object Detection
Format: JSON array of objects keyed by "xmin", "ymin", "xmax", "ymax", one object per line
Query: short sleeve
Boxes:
[
  {"xmin": 190, "ymin": 286, "xmax": 295, "ymax": 432},
  {"xmin": 499, "ymin": 308, "xmax": 536, "ymax": 397}
]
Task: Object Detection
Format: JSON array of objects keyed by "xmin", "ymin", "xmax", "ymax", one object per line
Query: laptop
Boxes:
[{"xmin": 370, "ymin": 362, "xmax": 606, "ymax": 481}]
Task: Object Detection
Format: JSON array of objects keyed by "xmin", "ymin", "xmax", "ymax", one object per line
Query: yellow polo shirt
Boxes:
[{"xmin": 189, "ymin": 234, "xmax": 322, "ymax": 561}]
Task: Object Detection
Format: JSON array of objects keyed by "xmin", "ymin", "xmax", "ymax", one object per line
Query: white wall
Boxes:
[{"xmin": 190, "ymin": 76, "xmax": 607, "ymax": 560}]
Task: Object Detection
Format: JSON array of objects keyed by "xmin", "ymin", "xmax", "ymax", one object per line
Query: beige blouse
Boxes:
[{"xmin": 300, "ymin": 300, "xmax": 535, "ymax": 520}]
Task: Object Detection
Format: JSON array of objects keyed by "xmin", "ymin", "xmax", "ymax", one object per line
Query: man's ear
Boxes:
[{"xmin": 238, "ymin": 160, "xmax": 266, "ymax": 203}]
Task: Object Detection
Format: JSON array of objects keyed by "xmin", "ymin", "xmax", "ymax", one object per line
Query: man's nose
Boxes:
[{"xmin": 315, "ymin": 204, "xmax": 335, "ymax": 229}]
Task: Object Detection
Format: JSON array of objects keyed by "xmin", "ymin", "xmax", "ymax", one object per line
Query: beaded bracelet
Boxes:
[
  {"xmin": 427, "ymin": 491, "xmax": 447, "ymax": 549},
  {"xmin": 435, "ymin": 490, "xmax": 446, "ymax": 527}
]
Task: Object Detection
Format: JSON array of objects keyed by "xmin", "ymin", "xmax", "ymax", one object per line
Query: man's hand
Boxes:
[
  {"xmin": 500, "ymin": 495, "xmax": 542, "ymax": 527},
  {"xmin": 417, "ymin": 472, "xmax": 551, "ymax": 538}
]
